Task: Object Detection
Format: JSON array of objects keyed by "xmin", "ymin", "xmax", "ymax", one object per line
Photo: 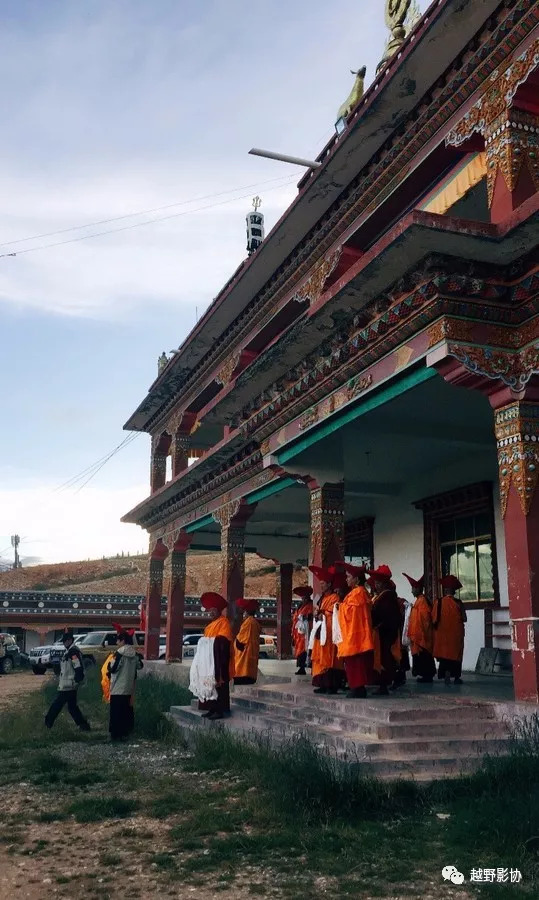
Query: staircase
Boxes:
[{"xmin": 170, "ymin": 682, "xmax": 511, "ymax": 781}]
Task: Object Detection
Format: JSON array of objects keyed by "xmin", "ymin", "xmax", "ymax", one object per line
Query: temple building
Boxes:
[{"xmin": 123, "ymin": 0, "xmax": 539, "ymax": 702}]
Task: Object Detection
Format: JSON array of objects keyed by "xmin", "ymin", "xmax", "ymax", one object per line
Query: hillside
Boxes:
[{"xmin": 0, "ymin": 553, "xmax": 308, "ymax": 597}]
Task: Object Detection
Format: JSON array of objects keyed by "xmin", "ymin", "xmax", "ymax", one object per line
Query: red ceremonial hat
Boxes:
[
  {"xmin": 367, "ymin": 564, "xmax": 393, "ymax": 581},
  {"xmin": 236, "ymin": 598, "xmax": 258, "ymax": 613},
  {"xmin": 308, "ymin": 566, "xmax": 332, "ymax": 583},
  {"xmin": 340, "ymin": 562, "xmax": 366, "ymax": 577},
  {"xmin": 328, "ymin": 567, "xmax": 348, "ymax": 590},
  {"xmin": 293, "ymin": 585, "xmax": 313, "ymax": 598},
  {"xmin": 402, "ymin": 573, "xmax": 425, "ymax": 591},
  {"xmin": 440, "ymin": 574, "xmax": 462, "ymax": 591},
  {"xmin": 200, "ymin": 591, "xmax": 228, "ymax": 612}
]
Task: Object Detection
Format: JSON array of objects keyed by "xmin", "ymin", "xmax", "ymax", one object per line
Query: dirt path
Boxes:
[{"xmin": 0, "ymin": 670, "xmax": 44, "ymax": 709}]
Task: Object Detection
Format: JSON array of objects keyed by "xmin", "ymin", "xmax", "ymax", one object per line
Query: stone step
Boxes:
[
  {"xmin": 237, "ymin": 686, "xmax": 498, "ymax": 724},
  {"xmin": 228, "ymin": 707, "xmax": 509, "ymax": 758},
  {"xmin": 230, "ymin": 694, "xmax": 504, "ymax": 740},
  {"xmin": 169, "ymin": 706, "xmax": 508, "ymax": 780},
  {"xmin": 173, "ymin": 705, "xmax": 510, "ymax": 760}
]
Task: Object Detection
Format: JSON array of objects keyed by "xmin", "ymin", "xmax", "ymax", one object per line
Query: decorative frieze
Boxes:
[
  {"xmin": 447, "ymin": 342, "xmax": 539, "ymax": 392},
  {"xmin": 495, "ymin": 402, "xmax": 539, "ymax": 516}
]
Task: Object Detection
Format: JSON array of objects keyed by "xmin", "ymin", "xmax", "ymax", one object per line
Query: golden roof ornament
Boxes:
[
  {"xmin": 336, "ymin": 66, "xmax": 366, "ymax": 131},
  {"xmin": 377, "ymin": 0, "xmax": 413, "ymax": 73}
]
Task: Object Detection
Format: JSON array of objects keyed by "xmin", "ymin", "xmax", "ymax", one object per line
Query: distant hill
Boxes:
[{"xmin": 0, "ymin": 553, "xmax": 308, "ymax": 597}]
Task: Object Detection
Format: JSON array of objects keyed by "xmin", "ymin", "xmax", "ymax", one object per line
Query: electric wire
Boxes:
[
  {"xmin": 56, "ymin": 433, "xmax": 140, "ymax": 493},
  {"xmin": 0, "ymin": 173, "xmax": 296, "ymax": 250},
  {"xmin": 0, "ymin": 177, "xmax": 297, "ymax": 259}
]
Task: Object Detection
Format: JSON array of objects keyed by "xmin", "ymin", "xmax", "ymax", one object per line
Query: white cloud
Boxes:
[{"xmin": 0, "ymin": 481, "xmax": 148, "ymax": 564}]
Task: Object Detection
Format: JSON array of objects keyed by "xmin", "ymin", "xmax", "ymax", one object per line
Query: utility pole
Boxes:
[{"xmin": 11, "ymin": 534, "xmax": 20, "ymax": 569}]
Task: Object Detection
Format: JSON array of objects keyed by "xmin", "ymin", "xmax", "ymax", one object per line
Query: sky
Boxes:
[{"xmin": 0, "ymin": 0, "xmax": 429, "ymax": 567}]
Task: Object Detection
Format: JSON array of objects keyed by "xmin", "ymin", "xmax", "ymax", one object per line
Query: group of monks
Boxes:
[
  {"xmin": 192, "ymin": 565, "xmax": 467, "ymax": 718},
  {"xmin": 292, "ymin": 564, "xmax": 467, "ymax": 698}
]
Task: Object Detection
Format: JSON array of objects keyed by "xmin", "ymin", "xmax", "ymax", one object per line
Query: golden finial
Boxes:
[
  {"xmin": 252, "ymin": 196, "xmax": 262, "ymax": 212},
  {"xmin": 377, "ymin": 0, "xmax": 412, "ymax": 73}
]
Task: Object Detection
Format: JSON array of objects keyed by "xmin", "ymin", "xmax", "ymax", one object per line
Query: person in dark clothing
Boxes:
[
  {"xmin": 368, "ymin": 565, "xmax": 402, "ymax": 696},
  {"xmin": 45, "ymin": 631, "xmax": 90, "ymax": 731}
]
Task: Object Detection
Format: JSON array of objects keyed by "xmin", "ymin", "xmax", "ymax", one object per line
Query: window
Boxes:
[
  {"xmin": 344, "ymin": 517, "xmax": 374, "ymax": 569},
  {"xmin": 414, "ymin": 482, "xmax": 499, "ymax": 610},
  {"xmin": 439, "ymin": 512, "xmax": 494, "ymax": 603},
  {"xmin": 79, "ymin": 632, "xmax": 107, "ymax": 646}
]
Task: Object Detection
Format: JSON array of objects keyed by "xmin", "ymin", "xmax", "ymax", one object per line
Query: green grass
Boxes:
[{"xmin": 1, "ymin": 673, "xmax": 538, "ymax": 896}]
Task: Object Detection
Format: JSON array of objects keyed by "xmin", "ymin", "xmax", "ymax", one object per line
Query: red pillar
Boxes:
[
  {"xmin": 308, "ymin": 480, "xmax": 345, "ymax": 591},
  {"xmin": 494, "ymin": 398, "xmax": 539, "ymax": 702},
  {"xmin": 213, "ymin": 500, "xmax": 256, "ymax": 633},
  {"xmin": 145, "ymin": 539, "xmax": 168, "ymax": 660},
  {"xmin": 276, "ymin": 563, "xmax": 293, "ymax": 659},
  {"xmin": 165, "ymin": 532, "xmax": 192, "ymax": 661}
]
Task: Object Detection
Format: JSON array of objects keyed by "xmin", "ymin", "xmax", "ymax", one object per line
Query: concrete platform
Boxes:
[{"xmin": 143, "ymin": 660, "xmax": 536, "ymax": 780}]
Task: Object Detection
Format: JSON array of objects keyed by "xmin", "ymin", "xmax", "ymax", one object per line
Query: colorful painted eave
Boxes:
[{"xmin": 121, "ymin": 201, "xmax": 539, "ymax": 530}]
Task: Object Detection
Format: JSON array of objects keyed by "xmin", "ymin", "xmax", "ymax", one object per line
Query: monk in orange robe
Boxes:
[
  {"xmin": 308, "ymin": 566, "xmax": 346, "ymax": 695},
  {"xmin": 200, "ymin": 591, "xmax": 235, "ymax": 719},
  {"xmin": 403, "ymin": 573, "xmax": 436, "ymax": 683},
  {"xmin": 368, "ymin": 565, "xmax": 402, "ymax": 696},
  {"xmin": 335, "ymin": 562, "xmax": 374, "ymax": 699},
  {"xmin": 291, "ymin": 586, "xmax": 313, "ymax": 675},
  {"xmin": 234, "ymin": 598, "xmax": 262, "ymax": 685},
  {"xmin": 433, "ymin": 575, "xmax": 466, "ymax": 685}
]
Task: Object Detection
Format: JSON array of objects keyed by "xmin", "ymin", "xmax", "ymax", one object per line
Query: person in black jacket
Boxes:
[{"xmin": 44, "ymin": 631, "xmax": 90, "ymax": 731}]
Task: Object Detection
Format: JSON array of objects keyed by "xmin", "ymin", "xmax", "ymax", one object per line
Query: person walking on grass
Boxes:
[
  {"xmin": 107, "ymin": 629, "xmax": 143, "ymax": 742},
  {"xmin": 44, "ymin": 630, "xmax": 90, "ymax": 732}
]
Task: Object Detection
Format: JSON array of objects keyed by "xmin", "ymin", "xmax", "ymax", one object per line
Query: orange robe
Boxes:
[
  {"xmin": 234, "ymin": 615, "xmax": 261, "ymax": 681},
  {"xmin": 311, "ymin": 592, "xmax": 344, "ymax": 678},
  {"xmin": 204, "ymin": 615, "xmax": 235, "ymax": 681},
  {"xmin": 408, "ymin": 594, "xmax": 434, "ymax": 656},
  {"xmin": 337, "ymin": 586, "xmax": 374, "ymax": 659},
  {"xmin": 292, "ymin": 602, "xmax": 313, "ymax": 658},
  {"xmin": 433, "ymin": 595, "xmax": 465, "ymax": 662}
]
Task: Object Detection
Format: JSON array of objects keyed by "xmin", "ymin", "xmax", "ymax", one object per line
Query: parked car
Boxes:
[
  {"xmin": 0, "ymin": 633, "xmax": 22, "ymax": 674},
  {"xmin": 182, "ymin": 633, "xmax": 203, "ymax": 659},
  {"xmin": 29, "ymin": 633, "xmax": 88, "ymax": 675},
  {"xmin": 76, "ymin": 630, "xmax": 145, "ymax": 668},
  {"xmin": 259, "ymin": 634, "xmax": 277, "ymax": 660}
]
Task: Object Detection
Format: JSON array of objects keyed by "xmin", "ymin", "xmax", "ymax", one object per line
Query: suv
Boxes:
[
  {"xmin": 77, "ymin": 631, "xmax": 145, "ymax": 668},
  {"xmin": 259, "ymin": 634, "xmax": 277, "ymax": 660},
  {"xmin": 159, "ymin": 634, "xmax": 203, "ymax": 660},
  {"xmin": 29, "ymin": 634, "xmax": 87, "ymax": 675},
  {"xmin": 0, "ymin": 634, "xmax": 21, "ymax": 674}
]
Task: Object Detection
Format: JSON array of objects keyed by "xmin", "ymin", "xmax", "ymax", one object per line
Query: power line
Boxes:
[
  {"xmin": 0, "ymin": 174, "xmax": 297, "ymax": 250},
  {"xmin": 55, "ymin": 433, "xmax": 138, "ymax": 492},
  {"xmin": 55, "ymin": 433, "xmax": 140, "ymax": 494}
]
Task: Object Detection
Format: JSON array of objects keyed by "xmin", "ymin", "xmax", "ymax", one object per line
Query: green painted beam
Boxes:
[
  {"xmin": 184, "ymin": 515, "xmax": 214, "ymax": 533},
  {"xmin": 245, "ymin": 476, "xmax": 297, "ymax": 505},
  {"xmin": 277, "ymin": 366, "xmax": 436, "ymax": 464}
]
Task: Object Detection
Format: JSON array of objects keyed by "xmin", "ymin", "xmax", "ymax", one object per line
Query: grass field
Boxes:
[{"xmin": 0, "ymin": 670, "xmax": 537, "ymax": 898}]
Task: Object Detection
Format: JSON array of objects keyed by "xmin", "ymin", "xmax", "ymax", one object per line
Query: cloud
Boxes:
[{"xmin": 0, "ymin": 480, "xmax": 148, "ymax": 563}]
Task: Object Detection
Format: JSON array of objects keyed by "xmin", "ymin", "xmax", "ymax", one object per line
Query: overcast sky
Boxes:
[{"xmin": 0, "ymin": 0, "xmax": 428, "ymax": 566}]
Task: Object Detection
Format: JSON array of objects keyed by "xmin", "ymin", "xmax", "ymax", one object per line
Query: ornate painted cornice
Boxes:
[
  {"xmin": 142, "ymin": 1, "xmax": 536, "ymax": 436},
  {"xmin": 133, "ymin": 258, "xmax": 539, "ymax": 531}
]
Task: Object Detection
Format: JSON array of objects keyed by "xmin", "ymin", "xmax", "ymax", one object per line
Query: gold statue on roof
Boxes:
[
  {"xmin": 336, "ymin": 66, "xmax": 367, "ymax": 124},
  {"xmin": 377, "ymin": 0, "xmax": 413, "ymax": 72}
]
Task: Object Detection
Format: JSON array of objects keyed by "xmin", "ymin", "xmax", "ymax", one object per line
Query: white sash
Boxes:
[
  {"xmin": 189, "ymin": 637, "xmax": 218, "ymax": 702},
  {"xmin": 332, "ymin": 605, "xmax": 343, "ymax": 645}
]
